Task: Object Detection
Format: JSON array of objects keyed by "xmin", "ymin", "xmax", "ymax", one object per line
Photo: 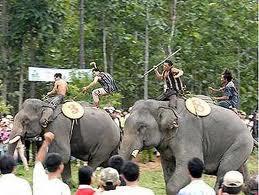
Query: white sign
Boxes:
[{"xmin": 28, "ymin": 67, "xmax": 92, "ymax": 82}]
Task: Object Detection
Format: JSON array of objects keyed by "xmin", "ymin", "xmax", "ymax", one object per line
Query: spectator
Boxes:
[
  {"xmin": 108, "ymin": 155, "xmax": 126, "ymax": 186},
  {"xmin": 0, "ymin": 154, "xmax": 32, "ymax": 195},
  {"xmin": 117, "ymin": 161, "xmax": 155, "ymax": 195},
  {"xmin": 177, "ymin": 157, "xmax": 215, "ymax": 195},
  {"xmin": 14, "ymin": 139, "xmax": 29, "ymax": 171},
  {"xmin": 243, "ymin": 175, "xmax": 258, "ymax": 195},
  {"xmin": 75, "ymin": 166, "xmax": 96, "ymax": 195},
  {"xmin": 33, "ymin": 132, "xmax": 70, "ymax": 195},
  {"xmin": 218, "ymin": 171, "xmax": 244, "ymax": 195},
  {"xmin": 95, "ymin": 167, "xmax": 121, "ymax": 194}
]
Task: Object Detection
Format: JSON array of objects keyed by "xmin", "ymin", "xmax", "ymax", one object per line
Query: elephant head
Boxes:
[
  {"xmin": 8, "ymin": 99, "xmax": 43, "ymax": 154},
  {"xmin": 119, "ymin": 100, "xmax": 179, "ymax": 160}
]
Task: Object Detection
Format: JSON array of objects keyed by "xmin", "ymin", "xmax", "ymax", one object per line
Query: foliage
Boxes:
[{"xmin": 0, "ymin": 100, "xmax": 12, "ymax": 114}]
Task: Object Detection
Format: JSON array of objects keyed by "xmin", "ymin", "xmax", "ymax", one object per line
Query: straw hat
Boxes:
[{"xmin": 185, "ymin": 97, "xmax": 211, "ymax": 117}]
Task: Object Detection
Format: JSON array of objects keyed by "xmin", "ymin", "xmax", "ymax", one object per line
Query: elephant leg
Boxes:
[
  {"xmin": 160, "ymin": 156, "xmax": 175, "ymax": 183},
  {"xmin": 166, "ymin": 162, "xmax": 190, "ymax": 195},
  {"xmin": 61, "ymin": 160, "xmax": 71, "ymax": 185},
  {"xmin": 215, "ymin": 142, "xmax": 252, "ymax": 191}
]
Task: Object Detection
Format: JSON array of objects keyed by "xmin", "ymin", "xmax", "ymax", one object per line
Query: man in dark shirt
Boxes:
[
  {"xmin": 82, "ymin": 67, "xmax": 118, "ymax": 108},
  {"xmin": 154, "ymin": 60, "xmax": 184, "ymax": 108},
  {"xmin": 209, "ymin": 70, "xmax": 239, "ymax": 110}
]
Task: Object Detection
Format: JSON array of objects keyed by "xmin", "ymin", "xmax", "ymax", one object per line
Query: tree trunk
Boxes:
[
  {"xmin": 18, "ymin": 44, "xmax": 25, "ymax": 110},
  {"xmin": 109, "ymin": 45, "xmax": 114, "ymax": 75},
  {"xmin": 167, "ymin": 0, "xmax": 177, "ymax": 55},
  {"xmin": 144, "ymin": 6, "xmax": 149, "ymax": 100},
  {"xmin": 79, "ymin": 0, "xmax": 85, "ymax": 68},
  {"xmin": 102, "ymin": 13, "xmax": 108, "ymax": 73},
  {"xmin": 0, "ymin": 0, "xmax": 8, "ymax": 103},
  {"xmin": 29, "ymin": 37, "xmax": 36, "ymax": 98}
]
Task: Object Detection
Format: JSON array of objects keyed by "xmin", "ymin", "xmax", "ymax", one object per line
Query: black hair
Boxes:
[
  {"xmin": 108, "ymin": 155, "xmax": 125, "ymax": 174},
  {"xmin": 45, "ymin": 153, "xmax": 63, "ymax": 173},
  {"xmin": 103, "ymin": 183, "xmax": 116, "ymax": 191},
  {"xmin": 92, "ymin": 68, "xmax": 100, "ymax": 72},
  {"xmin": 164, "ymin": 60, "xmax": 173, "ymax": 66},
  {"xmin": 222, "ymin": 185, "xmax": 242, "ymax": 194},
  {"xmin": 187, "ymin": 157, "xmax": 204, "ymax": 178},
  {"xmin": 78, "ymin": 166, "xmax": 93, "ymax": 185},
  {"xmin": 54, "ymin": 73, "xmax": 62, "ymax": 78},
  {"xmin": 222, "ymin": 69, "xmax": 233, "ymax": 82},
  {"xmin": 0, "ymin": 155, "xmax": 16, "ymax": 174},
  {"xmin": 121, "ymin": 161, "xmax": 139, "ymax": 182}
]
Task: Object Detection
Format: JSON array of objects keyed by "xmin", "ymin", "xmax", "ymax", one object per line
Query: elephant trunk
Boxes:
[
  {"xmin": 119, "ymin": 131, "xmax": 142, "ymax": 160},
  {"xmin": 8, "ymin": 113, "xmax": 25, "ymax": 144},
  {"xmin": 8, "ymin": 141, "xmax": 18, "ymax": 155}
]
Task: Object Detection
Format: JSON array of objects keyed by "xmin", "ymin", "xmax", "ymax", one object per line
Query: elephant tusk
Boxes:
[
  {"xmin": 8, "ymin": 136, "xmax": 21, "ymax": 144},
  {"xmin": 131, "ymin": 149, "xmax": 139, "ymax": 158}
]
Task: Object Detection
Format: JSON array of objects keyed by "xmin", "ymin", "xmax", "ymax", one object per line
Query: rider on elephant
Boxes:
[
  {"xmin": 82, "ymin": 63, "xmax": 118, "ymax": 108},
  {"xmin": 209, "ymin": 69, "xmax": 239, "ymax": 112},
  {"xmin": 40, "ymin": 73, "xmax": 68, "ymax": 127},
  {"xmin": 154, "ymin": 60, "xmax": 184, "ymax": 109}
]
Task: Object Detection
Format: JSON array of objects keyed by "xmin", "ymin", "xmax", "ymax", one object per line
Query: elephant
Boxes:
[
  {"xmin": 8, "ymin": 98, "xmax": 121, "ymax": 183},
  {"xmin": 119, "ymin": 97, "xmax": 253, "ymax": 195}
]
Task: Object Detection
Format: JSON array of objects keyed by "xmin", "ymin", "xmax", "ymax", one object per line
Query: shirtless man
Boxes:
[
  {"xmin": 155, "ymin": 60, "xmax": 184, "ymax": 108},
  {"xmin": 40, "ymin": 73, "xmax": 68, "ymax": 127}
]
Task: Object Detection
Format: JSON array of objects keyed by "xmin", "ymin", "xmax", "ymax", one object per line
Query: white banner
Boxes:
[{"xmin": 28, "ymin": 67, "xmax": 92, "ymax": 82}]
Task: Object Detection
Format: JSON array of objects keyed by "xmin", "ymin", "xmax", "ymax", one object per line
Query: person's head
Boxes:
[
  {"xmin": 221, "ymin": 69, "xmax": 233, "ymax": 84},
  {"xmin": 99, "ymin": 167, "xmax": 120, "ymax": 191},
  {"xmin": 108, "ymin": 155, "xmax": 125, "ymax": 174},
  {"xmin": 54, "ymin": 73, "xmax": 62, "ymax": 80},
  {"xmin": 45, "ymin": 153, "xmax": 64, "ymax": 175},
  {"xmin": 0, "ymin": 155, "xmax": 16, "ymax": 174},
  {"xmin": 222, "ymin": 171, "xmax": 244, "ymax": 194},
  {"xmin": 187, "ymin": 157, "xmax": 204, "ymax": 179},
  {"xmin": 121, "ymin": 161, "xmax": 139, "ymax": 182},
  {"xmin": 163, "ymin": 60, "xmax": 173, "ymax": 71},
  {"xmin": 92, "ymin": 68, "xmax": 100, "ymax": 77},
  {"xmin": 78, "ymin": 166, "xmax": 94, "ymax": 185}
]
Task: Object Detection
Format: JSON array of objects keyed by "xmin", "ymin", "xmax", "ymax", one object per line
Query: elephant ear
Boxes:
[{"xmin": 158, "ymin": 106, "xmax": 179, "ymax": 131}]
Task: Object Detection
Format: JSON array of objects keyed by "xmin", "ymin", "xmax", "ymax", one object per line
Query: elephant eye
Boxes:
[{"xmin": 137, "ymin": 124, "xmax": 146, "ymax": 134}]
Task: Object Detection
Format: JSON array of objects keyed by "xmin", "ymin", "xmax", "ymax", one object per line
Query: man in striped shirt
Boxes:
[
  {"xmin": 155, "ymin": 60, "xmax": 184, "ymax": 108},
  {"xmin": 82, "ymin": 68, "xmax": 118, "ymax": 108}
]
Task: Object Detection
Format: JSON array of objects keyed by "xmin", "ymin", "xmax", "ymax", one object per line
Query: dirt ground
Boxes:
[{"xmin": 134, "ymin": 156, "xmax": 162, "ymax": 171}]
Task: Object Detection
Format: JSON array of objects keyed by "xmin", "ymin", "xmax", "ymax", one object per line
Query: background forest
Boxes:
[{"xmin": 0, "ymin": 0, "xmax": 257, "ymax": 114}]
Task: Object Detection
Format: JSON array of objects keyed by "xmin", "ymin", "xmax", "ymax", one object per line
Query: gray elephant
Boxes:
[
  {"xmin": 8, "ymin": 99, "xmax": 120, "ymax": 183},
  {"xmin": 119, "ymin": 98, "xmax": 253, "ymax": 195}
]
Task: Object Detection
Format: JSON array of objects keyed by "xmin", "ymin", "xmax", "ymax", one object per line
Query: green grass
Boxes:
[{"xmin": 14, "ymin": 149, "xmax": 258, "ymax": 195}]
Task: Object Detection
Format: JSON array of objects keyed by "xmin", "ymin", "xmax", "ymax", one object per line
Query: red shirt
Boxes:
[{"xmin": 75, "ymin": 185, "xmax": 95, "ymax": 195}]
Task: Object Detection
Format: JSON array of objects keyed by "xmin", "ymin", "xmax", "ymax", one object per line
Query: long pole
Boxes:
[{"xmin": 142, "ymin": 47, "xmax": 181, "ymax": 77}]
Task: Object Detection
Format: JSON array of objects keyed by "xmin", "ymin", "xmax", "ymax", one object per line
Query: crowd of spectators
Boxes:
[{"xmin": 0, "ymin": 131, "xmax": 258, "ymax": 195}]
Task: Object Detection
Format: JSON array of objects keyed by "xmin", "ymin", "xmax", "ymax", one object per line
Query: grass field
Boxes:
[{"xmin": 15, "ymin": 149, "xmax": 258, "ymax": 195}]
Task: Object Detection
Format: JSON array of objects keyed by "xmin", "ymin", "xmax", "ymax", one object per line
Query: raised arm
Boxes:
[
  {"xmin": 35, "ymin": 132, "xmax": 55, "ymax": 162},
  {"xmin": 171, "ymin": 67, "xmax": 183, "ymax": 78},
  {"xmin": 154, "ymin": 67, "xmax": 163, "ymax": 80}
]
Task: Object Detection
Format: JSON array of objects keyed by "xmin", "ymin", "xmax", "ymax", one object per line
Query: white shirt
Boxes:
[
  {"xmin": 0, "ymin": 173, "xmax": 32, "ymax": 195},
  {"xmin": 177, "ymin": 179, "xmax": 216, "ymax": 195},
  {"xmin": 96, "ymin": 186, "xmax": 155, "ymax": 195},
  {"xmin": 33, "ymin": 161, "xmax": 71, "ymax": 195}
]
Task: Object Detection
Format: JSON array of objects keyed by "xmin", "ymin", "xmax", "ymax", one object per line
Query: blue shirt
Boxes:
[{"xmin": 223, "ymin": 81, "xmax": 239, "ymax": 108}]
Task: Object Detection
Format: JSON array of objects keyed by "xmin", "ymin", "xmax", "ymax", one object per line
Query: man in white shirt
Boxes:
[
  {"xmin": 33, "ymin": 132, "xmax": 71, "ymax": 195},
  {"xmin": 0, "ymin": 154, "xmax": 32, "ymax": 195},
  {"xmin": 115, "ymin": 161, "xmax": 155, "ymax": 195},
  {"xmin": 177, "ymin": 157, "xmax": 215, "ymax": 195}
]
